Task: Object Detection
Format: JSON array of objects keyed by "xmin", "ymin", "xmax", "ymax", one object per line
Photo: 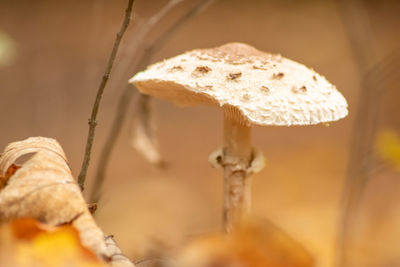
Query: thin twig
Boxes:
[
  {"xmin": 138, "ymin": 0, "xmax": 214, "ymax": 70},
  {"xmin": 367, "ymin": 48, "xmax": 400, "ymax": 90},
  {"xmin": 109, "ymin": 0, "xmax": 185, "ymax": 90},
  {"xmin": 89, "ymin": 0, "xmax": 185, "ymax": 203},
  {"xmin": 90, "ymin": 0, "xmax": 214, "ymax": 204},
  {"xmin": 335, "ymin": 0, "xmax": 387, "ymax": 266},
  {"xmin": 90, "ymin": 84, "xmax": 137, "ymax": 203},
  {"xmin": 78, "ymin": 0, "xmax": 135, "ymax": 191}
]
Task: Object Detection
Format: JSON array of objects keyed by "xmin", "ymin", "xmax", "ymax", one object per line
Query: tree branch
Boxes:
[
  {"xmin": 78, "ymin": 0, "xmax": 135, "ymax": 191},
  {"xmin": 335, "ymin": 0, "xmax": 389, "ymax": 266},
  {"xmin": 90, "ymin": 84, "xmax": 137, "ymax": 203},
  {"xmin": 89, "ymin": 0, "xmax": 214, "ymax": 204}
]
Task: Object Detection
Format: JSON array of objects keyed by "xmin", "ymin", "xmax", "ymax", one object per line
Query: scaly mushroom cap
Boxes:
[{"xmin": 129, "ymin": 42, "xmax": 348, "ymax": 126}]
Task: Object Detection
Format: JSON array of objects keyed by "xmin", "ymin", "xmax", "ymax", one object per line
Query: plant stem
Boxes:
[
  {"xmin": 89, "ymin": 84, "xmax": 137, "ymax": 203},
  {"xmin": 90, "ymin": 0, "xmax": 214, "ymax": 203},
  {"xmin": 78, "ymin": 0, "xmax": 135, "ymax": 191},
  {"xmin": 222, "ymin": 112, "xmax": 252, "ymax": 233}
]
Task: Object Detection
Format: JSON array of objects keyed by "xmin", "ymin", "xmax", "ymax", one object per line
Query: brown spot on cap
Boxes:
[
  {"xmin": 242, "ymin": 93, "xmax": 250, "ymax": 101},
  {"xmin": 252, "ymin": 64, "xmax": 267, "ymax": 70},
  {"xmin": 292, "ymin": 85, "xmax": 307, "ymax": 94},
  {"xmin": 168, "ymin": 65, "xmax": 183, "ymax": 72},
  {"xmin": 227, "ymin": 72, "xmax": 242, "ymax": 81},
  {"xmin": 272, "ymin": 72, "xmax": 284, "ymax": 79},
  {"xmin": 194, "ymin": 66, "xmax": 212, "ymax": 74},
  {"xmin": 130, "ymin": 42, "xmax": 348, "ymax": 127},
  {"xmin": 260, "ymin": 86, "xmax": 270, "ymax": 93}
]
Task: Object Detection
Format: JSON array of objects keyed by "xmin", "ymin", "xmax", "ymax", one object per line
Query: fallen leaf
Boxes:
[
  {"xmin": 0, "ymin": 218, "xmax": 104, "ymax": 267},
  {"xmin": 174, "ymin": 218, "xmax": 314, "ymax": 267},
  {"xmin": 0, "ymin": 163, "xmax": 20, "ymax": 190},
  {"xmin": 376, "ymin": 130, "xmax": 400, "ymax": 171},
  {"xmin": 11, "ymin": 218, "xmax": 52, "ymax": 240},
  {"xmin": 0, "ymin": 137, "xmax": 135, "ymax": 266},
  {"xmin": 131, "ymin": 94, "xmax": 165, "ymax": 167}
]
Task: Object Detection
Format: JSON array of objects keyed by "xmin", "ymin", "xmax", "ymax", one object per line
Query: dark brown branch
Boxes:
[
  {"xmin": 78, "ymin": 0, "xmax": 135, "ymax": 191},
  {"xmin": 89, "ymin": 0, "xmax": 214, "ymax": 204}
]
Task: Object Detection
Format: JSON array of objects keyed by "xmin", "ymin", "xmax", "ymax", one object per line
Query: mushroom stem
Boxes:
[{"xmin": 222, "ymin": 112, "xmax": 252, "ymax": 233}]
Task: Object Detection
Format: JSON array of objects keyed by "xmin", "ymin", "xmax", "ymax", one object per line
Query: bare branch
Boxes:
[
  {"xmin": 78, "ymin": 0, "xmax": 135, "ymax": 191},
  {"xmin": 139, "ymin": 0, "xmax": 214, "ymax": 70},
  {"xmin": 89, "ymin": 84, "xmax": 137, "ymax": 203},
  {"xmin": 367, "ymin": 48, "xmax": 400, "ymax": 90},
  {"xmin": 334, "ymin": 0, "xmax": 394, "ymax": 266},
  {"xmin": 90, "ymin": 0, "xmax": 214, "ymax": 204},
  {"xmin": 108, "ymin": 0, "xmax": 185, "ymax": 88}
]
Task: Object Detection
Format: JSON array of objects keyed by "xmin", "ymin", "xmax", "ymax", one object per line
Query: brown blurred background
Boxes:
[{"xmin": 0, "ymin": 0, "xmax": 399, "ymax": 266}]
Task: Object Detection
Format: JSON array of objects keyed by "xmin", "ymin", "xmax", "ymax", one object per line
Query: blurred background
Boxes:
[{"xmin": 0, "ymin": 0, "xmax": 399, "ymax": 266}]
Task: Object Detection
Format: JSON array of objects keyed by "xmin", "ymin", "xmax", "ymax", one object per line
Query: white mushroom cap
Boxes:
[{"xmin": 129, "ymin": 42, "xmax": 348, "ymax": 126}]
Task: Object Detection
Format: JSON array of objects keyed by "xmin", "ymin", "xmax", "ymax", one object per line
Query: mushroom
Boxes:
[{"xmin": 129, "ymin": 42, "xmax": 348, "ymax": 232}]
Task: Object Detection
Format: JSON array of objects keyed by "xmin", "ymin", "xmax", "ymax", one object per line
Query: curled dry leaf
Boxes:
[
  {"xmin": 0, "ymin": 137, "xmax": 135, "ymax": 266},
  {"xmin": 174, "ymin": 218, "xmax": 314, "ymax": 267},
  {"xmin": 104, "ymin": 235, "xmax": 138, "ymax": 267},
  {"xmin": 0, "ymin": 163, "xmax": 20, "ymax": 190},
  {"xmin": 131, "ymin": 94, "xmax": 165, "ymax": 166}
]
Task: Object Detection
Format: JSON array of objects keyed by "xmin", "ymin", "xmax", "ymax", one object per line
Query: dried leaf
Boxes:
[
  {"xmin": 135, "ymin": 258, "xmax": 173, "ymax": 267},
  {"xmin": 104, "ymin": 235, "xmax": 138, "ymax": 267},
  {"xmin": 376, "ymin": 130, "xmax": 400, "ymax": 171},
  {"xmin": 0, "ymin": 164, "xmax": 20, "ymax": 190},
  {"xmin": 11, "ymin": 218, "xmax": 53, "ymax": 240},
  {"xmin": 131, "ymin": 94, "xmax": 165, "ymax": 166},
  {"xmin": 0, "ymin": 137, "xmax": 80, "ymax": 225},
  {"xmin": 175, "ymin": 218, "xmax": 314, "ymax": 267},
  {"xmin": 0, "ymin": 218, "xmax": 104, "ymax": 267},
  {"xmin": 0, "ymin": 137, "xmax": 135, "ymax": 266}
]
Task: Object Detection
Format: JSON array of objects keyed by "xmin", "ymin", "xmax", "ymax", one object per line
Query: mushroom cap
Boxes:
[{"xmin": 129, "ymin": 42, "xmax": 348, "ymax": 126}]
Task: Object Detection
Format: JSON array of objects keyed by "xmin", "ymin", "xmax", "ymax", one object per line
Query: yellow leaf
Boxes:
[
  {"xmin": 0, "ymin": 137, "xmax": 135, "ymax": 266},
  {"xmin": 0, "ymin": 218, "xmax": 104, "ymax": 267},
  {"xmin": 376, "ymin": 130, "xmax": 400, "ymax": 171}
]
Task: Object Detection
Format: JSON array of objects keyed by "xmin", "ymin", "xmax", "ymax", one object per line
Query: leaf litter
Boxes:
[{"xmin": 0, "ymin": 137, "xmax": 135, "ymax": 267}]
